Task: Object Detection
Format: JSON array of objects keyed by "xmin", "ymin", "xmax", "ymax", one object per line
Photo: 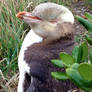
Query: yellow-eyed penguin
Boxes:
[{"xmin": 16, "ymin": 2, "xmax": 76, "ymax": 92}]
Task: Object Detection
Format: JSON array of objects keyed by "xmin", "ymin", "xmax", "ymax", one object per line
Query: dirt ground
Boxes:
[{"xmin": 71, "ymin": 1, "xmax": 91, "ymax": 36}]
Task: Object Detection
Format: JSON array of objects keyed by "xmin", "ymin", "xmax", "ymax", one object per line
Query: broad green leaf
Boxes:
[
  {"xmin": 89, "ymin": 48, "xmax": 92, "ymax": 63},
  {"xmin": 72, "ymin": 46, "xmax": 82, "ymax": 63},
  {"xmin": 85, "ymin": 35, "xmax": 92, "ymax": 46},
  {"xmin": 51, "ymin": 59, "xmax": 64, "ymax": 68},
  {"xmin": 66, "ymin": 68, "xmax": 92, "ymax": 91},
  {"xmin": 71, "ymin": 63, "xmax": 79, "ymax": 70},
  {"xmin": 60, "ymin": 52, "xmax": 75, "ymax": 67},
  {"xmin": 66, "ymin": 68, "xmax": 83, "ymax": 87},
  {"xmin": 80, "ymin": 42, "xmax": 88, "ymax": 62},
  {"xmin": 78, "ymin": 63, "xmax": 92, "ymax": 81},
  {"xmin": 51, "ymin": 72, "xmax": 69, "ymax": 80}
]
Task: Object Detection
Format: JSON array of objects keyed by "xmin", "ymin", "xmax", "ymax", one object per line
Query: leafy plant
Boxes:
[
  {"xmin": 76, "ymin": 15, "xmax": 92, "ymax": 32},
  {"xmin": 85, "ymin": 34, "xmax": 92, "ymax": 46},
  {"xmin": 75, "ymin": 13, "xmax": 92, "ymax": 46},
  {"xmin": 51, "ymin": 41, "xmax": 92, "ymax": 91},
  {"xmin": 87, "ymin": 0, "xmax": 92, "ymax": 4}
]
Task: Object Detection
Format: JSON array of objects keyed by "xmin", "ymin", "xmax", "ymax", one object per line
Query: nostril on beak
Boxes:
[{"xmin": 16, "ymin": 11, "xmax": 27, "ymax": 19}]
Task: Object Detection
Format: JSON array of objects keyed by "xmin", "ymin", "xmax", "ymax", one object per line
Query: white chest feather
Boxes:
[
  {"xmin": 18, "ymin": 29, "xmax": 43, "ymax": 73},
  {"xmin": 18, "ymin": 30, "xmax": 43, "ymax": 92}
]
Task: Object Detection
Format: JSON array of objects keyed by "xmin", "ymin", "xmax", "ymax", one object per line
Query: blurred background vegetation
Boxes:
[{"xmin": 0, "ymin": 0, "xmax": 92, "ymax": 92}]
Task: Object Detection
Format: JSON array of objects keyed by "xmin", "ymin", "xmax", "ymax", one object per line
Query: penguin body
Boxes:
[{"xmin": 16, "ymin": 2, "xmax": 76, "ymax": 92}]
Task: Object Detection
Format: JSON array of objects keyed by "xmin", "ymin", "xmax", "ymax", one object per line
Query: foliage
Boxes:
[
  {"xmin": 75, "ymin": 13, "xmax": 92, "ymax": 47},
  {"xmin": 76, "ymin": 13, "xmax": 92, "ymax": 47},
  {"xmin": 76, "ymin": 15, "xmax": 92, "ymax": 32},
  {"xmin": 86, "ymin": 0, "xmax": 92, "ymax": 4},
  {"xmin": 51, "ymin": 42, "xmax": 92, "ymax": 91}
]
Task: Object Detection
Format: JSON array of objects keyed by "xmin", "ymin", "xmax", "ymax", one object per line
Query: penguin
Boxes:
[{"xmin": 16, "ymin": 2, "xmax": 77, "ymax": 92}]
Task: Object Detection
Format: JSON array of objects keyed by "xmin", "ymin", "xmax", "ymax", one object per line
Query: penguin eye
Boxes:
[{"xmin": 49, "ymin": 20, "xmax": 57, "ymax": 23}]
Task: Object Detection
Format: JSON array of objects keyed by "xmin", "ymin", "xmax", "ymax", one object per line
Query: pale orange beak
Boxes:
[
  {"xmin": 16, "ymin": 11, "xmax": 41, "ymax": 20},
  {"xmin": 16, "ymin": 11, "xmax": 26, "ymax": 19}
]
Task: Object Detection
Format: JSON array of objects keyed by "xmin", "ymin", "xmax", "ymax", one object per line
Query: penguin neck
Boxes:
[
  {"xmin": 29, "ymin": 30, "xmax": 43, "ymax": 45},
  {"xmin": 21, "ymin": 30, "xmax": 43, "ymax": 51}
]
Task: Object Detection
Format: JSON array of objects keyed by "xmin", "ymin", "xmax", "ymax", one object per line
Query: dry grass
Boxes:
[{"xmin": 0, "ymin": 0, "xmax": 32, "ymax": 91}]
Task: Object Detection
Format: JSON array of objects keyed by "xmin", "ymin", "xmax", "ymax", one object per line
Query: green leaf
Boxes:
[
  {"xmin": 78, "ymin": 63, "xmax": 92, "ymax": 81},
  {"xmin": 85, "ymin": 35, "xmax": 92, "ymax": 46},
  {"xmin": 66, "ymin": 68, "xmax": 83, "ymax": 87},
  {"xmin": 60, "ymin": 52, "xmax": 75, "ymax": 67},
  {"xmin": 80, "ymin": 42, "xmax": 88, "ymax": 62},
  {"xmin": 85, "ymin": 12, "xmax": 92, "ymax": 22},
  {"xmin": 89, "ymin": 48, "xmax": 92, "ymax": 63},
  {"xmin": 76, "ymin": 16, "xmax": 92, "ymax": 32},
  {"xmin": 51, "ymin": 59, "xmax": 64, "ymax": 68},
  {"xmin": 72, "ymin": 46, "xmax": 82, "ymax": 63},
  {"xmin": 66, "ymin": 67, "xmax": 92, "ymax": 91},
  {"xmin": 88, "ymin": 0, "xmax": 92, "ymax": 4},
  {"xmin": 71, "ymin": 63, "xmax": 79, "ymax": 70},
  {"xmin": 51, "ymin": 72, "xmax": 69, "ymax": 80}
]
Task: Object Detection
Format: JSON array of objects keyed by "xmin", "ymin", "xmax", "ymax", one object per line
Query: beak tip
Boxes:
[
  {"xmin": 16, "ymin": 14, "xmax": 23, "ymax": 19},
  {"xmin": 16, "ymin": 11, "xmax": 26, "ymax": 19}
]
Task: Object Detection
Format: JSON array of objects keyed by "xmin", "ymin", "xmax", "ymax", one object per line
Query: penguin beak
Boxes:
[{"xmin": 16, "ymin": 11, "xmax": 42, "ymax": 23}]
